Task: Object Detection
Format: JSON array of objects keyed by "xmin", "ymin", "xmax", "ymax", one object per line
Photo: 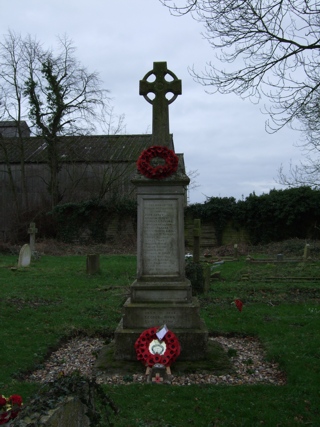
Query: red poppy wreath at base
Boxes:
[
  {"xmin": 137, "ymin": 146, "xmax": 179, "ymax": 179},
  {"xmin": 134, "ymin": 327, "xmax": 181, "ymax": 368}
]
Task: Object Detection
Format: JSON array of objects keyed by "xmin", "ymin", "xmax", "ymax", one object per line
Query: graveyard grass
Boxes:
[{"xmin": 1, "ymin": 253, "xmax": 320, "ymax": 426}]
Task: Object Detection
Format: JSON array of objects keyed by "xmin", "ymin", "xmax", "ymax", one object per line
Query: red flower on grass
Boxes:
[{"xmin": 235, "ymin": 299, "xmax": 243, "ymax": 312}]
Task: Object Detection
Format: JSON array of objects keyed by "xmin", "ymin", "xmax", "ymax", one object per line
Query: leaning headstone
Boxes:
[
  {"xmin": 18, "ymin": 244, "xmax": 31, "ymax": 268},
  {"xmin": 28, "ymin": 222, "xmax": 38, "ymax": 253}
]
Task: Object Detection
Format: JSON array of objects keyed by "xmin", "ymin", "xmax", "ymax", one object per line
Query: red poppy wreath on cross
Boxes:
[
  {"xmin": 137, "ymin": 146, "xmax": 179, "ymax": 179},
  {"xmin": 134, "ymin": 327, "xmax": 180, "ymax": 368}
]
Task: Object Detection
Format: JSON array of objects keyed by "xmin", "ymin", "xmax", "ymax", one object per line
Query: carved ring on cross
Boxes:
[{"xmin": 141, "ymin": 69, "xmax": 181, "ymax": 105}]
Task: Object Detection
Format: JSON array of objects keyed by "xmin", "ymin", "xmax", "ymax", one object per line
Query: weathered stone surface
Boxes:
[
  {"xmin": 18, "ymin": 244, "xmax": 31, "ymax": 268},
  {"xmin": 114, "ymin": 319, "xmax": 208, "ymax": 361},
  {"xmin": 86, "ymin": 254, "xmax": 100, "ymax": 275},
  {"xmin": 14, "ymin": 396, "xmax": 90, "ymax": 427},
  {"xmin": 139, "ymin": 61, "xmax": 182, "ymax": 147},
  {"xmin": 122, "ymin": 297, "xmax": 203, "ymax": 329},
  {"xmin": 135, "ymin": 185, "xmax": 187, "ymax": 284},
  {"xmin": 40, "ymin": 396, "xmax": 90, "ymax": 427},
  {"xmin": 130, "ymin": 280, "xmax": 192, "ymax": 303}
]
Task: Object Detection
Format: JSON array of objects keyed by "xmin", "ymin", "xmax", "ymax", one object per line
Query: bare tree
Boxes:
[
  {"xmin": 0, "ymin": 32, "xmax": 127, "ymax": 211},
  {"xmin": 160, "ymin": 0, "xmax": 320, "ymax": 132},
  {"xmin": 0, "ymin": 31, "xmax": 31, "ymax": 213},
  {"xmin": 23, "ymin": 35, "xmax": 113, "ymax": 207},
  {"xmin": 278, "ymin": 88, "xmax": 320, "ymax": 187}
]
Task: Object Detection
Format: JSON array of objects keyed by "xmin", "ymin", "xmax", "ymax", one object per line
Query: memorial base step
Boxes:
[
  {"xmin": 114, "ymin": 318, "xmax": 208, "ymax": 361},
  {"xmin": 122, "ymin": 297, "xmax": 203, "ymax": 329},
  {"xmin": 130, "ymin": 279, "xmax": 192, "ymax": 303}
]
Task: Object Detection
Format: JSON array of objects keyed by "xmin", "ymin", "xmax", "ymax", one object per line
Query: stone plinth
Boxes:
[
  {"xmin": 130, "ymin": 280, "xmax": 191, "ymax": 303},
  {"xmin": 114, "ymin": 319, "xmax": 208, "ymax": 361},
  {"xmin": 122, "ymin": 297, "xmax": 203, "ymax": 329},
  {"xmin": 114, "ymin": 170, "xmax": 208, "ymax": 361}
]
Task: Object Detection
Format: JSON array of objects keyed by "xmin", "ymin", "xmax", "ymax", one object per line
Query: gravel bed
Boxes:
[{"xmin": 26, "ymin": 336, "xmax": 286, "ymax": 386}]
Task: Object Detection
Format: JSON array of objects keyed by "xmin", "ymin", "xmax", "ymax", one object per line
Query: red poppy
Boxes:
[
  {"xmin": 0, "ymin": 412, "xmax": 10, "ymax": 425},
  {"xmin": 9, "ymin": 395, "xmax": 23, "ymax": 406},
  {"xmin": 235, "ymin": 299, "xmax": 243, "ymax": 312},
  {"xmin": 0, "ymin": 397, "xmax": 6, "ymax": 407}
]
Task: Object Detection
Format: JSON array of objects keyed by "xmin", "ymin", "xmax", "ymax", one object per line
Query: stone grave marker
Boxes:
[
  {"xmin": 86, "ymin": 254, "xmax": 100, "ymax": 275},
  {"xmin": 303, "ymin": 244, "xmax": 310, "ymax": 261},
  {"xmin": 114, "ymin": 62, "xmax": 208, "ymax": 362},
  {"xmin": 28, "ymin": 222, "xmax": 38, "ymax": 253},
  {"xmin": 18, "ymin": 244, "xmax": 31, "ymax": 268},
  {"xmin": 193, "ymin": 219, "xmax": 201, "ymax": 263},
  {"xmin": 234, "ymin": 244, "xmax": 239, "ymax": 260},
  {"xmin": 276, "ymin": 253, "xmax": 284, "ymax": 262}
]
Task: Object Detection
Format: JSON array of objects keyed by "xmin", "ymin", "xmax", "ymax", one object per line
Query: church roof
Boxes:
[{"xmin": 0, "ymin": 134, "xmax": 175, "ymax": 163}]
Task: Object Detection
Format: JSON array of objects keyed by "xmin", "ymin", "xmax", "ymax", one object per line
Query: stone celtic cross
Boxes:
[
  {"xmin": 28, "ymin": 222, "xmax": 38, "ymax": 253},
  {"xmin": 139, "ymin": 62, "xmax": 182, "ymax": 146}
]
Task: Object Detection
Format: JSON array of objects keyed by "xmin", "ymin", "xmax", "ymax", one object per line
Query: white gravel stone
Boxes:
[{"xmin": 26, "ymin": 336, "xmax": 286, "ymax": 386}]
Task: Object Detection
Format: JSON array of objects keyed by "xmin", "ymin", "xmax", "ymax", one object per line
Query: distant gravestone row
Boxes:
[{"xmin": 15, "ymin": 222, "xmax": 101, "ymax": 274}]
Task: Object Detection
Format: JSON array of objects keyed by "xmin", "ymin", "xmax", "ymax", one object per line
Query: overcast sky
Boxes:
[{"xmin": 1, "ymin": 0, "xmax": 303, "ymax": 204}]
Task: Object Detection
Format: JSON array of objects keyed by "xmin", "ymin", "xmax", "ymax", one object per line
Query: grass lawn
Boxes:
[{"xmin": 1, "ymin": 253, "xmax": 320, "ymax": 426}]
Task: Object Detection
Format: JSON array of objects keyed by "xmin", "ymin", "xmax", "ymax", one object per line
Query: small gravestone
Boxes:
[
  {"xmin": 234, "ymin": 244, "xmax": 239, "ymax": 260},
  {"xmin": 18, "ymin": 244, "xmax": 31, "ymax": 268},
  {"xmin": 193, "ymin": 219, "xmax": 201, "ymax": 263},
  {"xmin": 86, "ymin": 254, "xmax": 100, "ymax": 275},
  {"xmin": 28, "ymin": 222, "xmax": 38, "ymax": 253},
  {"xmin": 276, "ymin": 253, "xmax": 284, "ymax": 262},
  {"xmin": 303, "ymin": 244, "xmax": 310, "ymax": 261}
]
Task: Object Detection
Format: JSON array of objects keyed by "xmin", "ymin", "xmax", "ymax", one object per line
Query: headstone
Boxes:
[
  {"xmin": 114, "ymin": 62, "xmax": 208, "ymax": 362},
  {"xmin": 303, "ymin": 244, "xmax": 310, "ymax": 261},
  {"xmin": 276, "ymin": 253, "xmax": 284, "ymax": 262},
  {"xmin": 18, "ymin": 244, "xmax": 31, "ymax": 268},
  {"xmin": 28, "ymin": 222, "xmax": 38, "ymax": 253},
  {"xmin": 234, "ymin": 243, "xmax": 239, "ymax": 260},
  {"xmin": 193, "ymin": 219, "xmax": 201, "ymax": 263},
  {"xmin": 86, "ymin": 254, "xmax": 100, "ymax": 275}
]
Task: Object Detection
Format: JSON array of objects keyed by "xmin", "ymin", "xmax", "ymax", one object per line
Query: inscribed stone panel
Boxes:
[{"xmin": 142, "ymin": 199, "xmax": 179, "ymax": 275}]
